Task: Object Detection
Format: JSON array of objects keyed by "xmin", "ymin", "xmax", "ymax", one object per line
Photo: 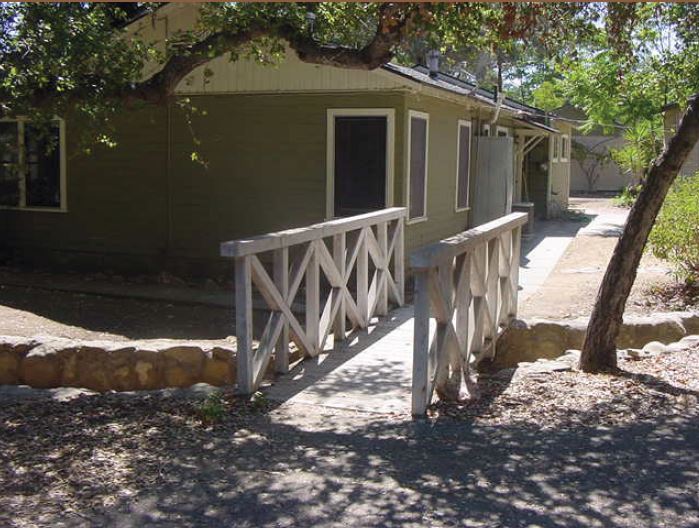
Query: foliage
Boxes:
[
  {"xmin": 0, "ymin": 2, "xmax": 613, "ymax": 150},
  {"xmin": 613, "ymin": 184, "xmax": 643, "ymax": 208},
  {"xmin": 648, "ymin": 175, "xmax": 699, "ymax": 285},
  {"xmin": 195, "ymin": 391, "xmax": 227, "ymax": 424}
]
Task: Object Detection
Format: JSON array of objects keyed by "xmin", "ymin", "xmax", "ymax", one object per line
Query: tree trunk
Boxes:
[{"xmin": 580, "ymin": 95, "xmax": 699, "ymax": 372}]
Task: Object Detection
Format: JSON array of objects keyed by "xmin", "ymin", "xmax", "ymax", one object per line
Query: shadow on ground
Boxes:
[{"xmin": 2, "ymin": 383, "xmax": 697, "ymax": 528}]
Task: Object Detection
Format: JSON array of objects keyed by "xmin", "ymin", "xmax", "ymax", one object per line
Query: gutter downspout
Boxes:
[{"xmin": 490, "ymin": 92, "xmax": 505, "ymax": 125}]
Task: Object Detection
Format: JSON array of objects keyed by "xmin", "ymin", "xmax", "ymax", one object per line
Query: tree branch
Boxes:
[{"xmin": 129, "ymin": 3, "xmax": 422, "ymax": 104}]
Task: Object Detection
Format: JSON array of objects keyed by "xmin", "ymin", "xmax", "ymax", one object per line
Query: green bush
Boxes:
[
  {"xmin": 613, "ymin": 183, "xmax": 643, "ymax": 208},
  {"xmin": 649, "ymin": 175, "xmax": 699, "ymax": 285}
]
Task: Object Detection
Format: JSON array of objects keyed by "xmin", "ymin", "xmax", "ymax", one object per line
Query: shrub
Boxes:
[
  {"xmin": 613, "ymin": 183, "xmax": 643, "ymax": 208},
  {"xmin": 649, "ymin": 175, "xmax": 699, "ymax": 285}
]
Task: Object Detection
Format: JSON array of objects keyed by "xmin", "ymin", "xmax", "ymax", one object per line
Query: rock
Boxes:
[
  {"xmin": 201, "ymin": 347, "xmax": 235, "ymax": 386},
  {"xmin": 642, "ymin": 341, "xmax": 668, "ymax": 354},
  {"xmin": 0, "ymin": 336, "xmax": 39, "ymax": 384},
  {"xmin": 160, "ymin": 345, "xmax": 206, "ymax": 388},
  {"xmin": 617, "ymin": 316, "xmax": 685, "ymax": 349},
  {"xmin": 110, "ymin": 346, "xmax": 160, "ymax": 391},
  {"xmin": 679, "ymin": 335, "xmax": 699, "ymax": 349},
  {"xmin": 20, "ymin": 341, "xmax": 65, "ymax": 388},
  {"xmin": 494, "ymin": 320, "xmax": 586, "ymax": 369},
  {"xmin": 680, "ymin": 314, "xmax": 699, "ymax": 335}
]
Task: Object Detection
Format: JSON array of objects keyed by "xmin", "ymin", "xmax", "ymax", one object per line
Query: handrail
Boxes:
[
  {"xmin": 221, "ymin": 207, "xmax": 407, "ymax": 258},
  {"xmin": 221, "ymin": 207, "xmax": 407, "ymax": 394},
  {"xmin": 410, "ymin": 212, "xmax": 528, "ymax": 270},
  {"xmin": 410, "ymin": 212, "xmax": 527, "ymax": 415}
]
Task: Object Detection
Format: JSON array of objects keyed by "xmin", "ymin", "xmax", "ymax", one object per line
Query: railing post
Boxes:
[
  {"xmin": 510, "ymin": 225, "xmax": 522, "ymax": 319},
  {"xmin": 377, "ymin": 221, "xmax": 388, "ymax": 316},
  {"xmin": 395, "ymin": 218, "xmax": 405, "ymax": 306},
  {"xmin": 235, "ymin": 256, "xmax": 254, "ymax": 394},
  {"xmin": 411, "ymin": 269, "xmax": 431, "ymax": 415},
  {"xmin": 274, "ymin": 247, "xmax": 290, "ymax": 373},
  {"xmin": 306, "ymin": 242, "xmax": 320, "ymax": 356},
  {"xmin": 357, "ymin": 228, "xmax": 369, "ymax": 327},
  {"xmin": 486, "ymin": 237, "xmax": 500, "ymax": 355},
  {"xmin": 333, "ymin": 232, "xmax": 346, "ymax": 341}
]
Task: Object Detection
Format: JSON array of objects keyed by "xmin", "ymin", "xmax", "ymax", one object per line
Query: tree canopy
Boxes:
[{"xmin": 0, "ymin": 2, "xmax": 643, "ymax": 146}]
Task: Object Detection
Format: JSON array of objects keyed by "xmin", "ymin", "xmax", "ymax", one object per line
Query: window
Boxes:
[
  {"xmin": 455, "ymin": 120, "xmax": 472, "ymax": 212},
  {"xmin": 407, "ymin": 111, "xmax": 428, "ymax": 222},
  {"xmin": 496, "ymin": 126, "xmax": 510, "ymax": 137},
  {"xmin": 482, "ymin": 123, "xmax": 491, "ymax": 136},
  {"xmin": 560, "ymin": 134, "xmax": 570, "ymax": 162},
  {"xmin": 0, "ymin": 119, "xmax": 65, "ymax": 210},
  {"xmin": 551, "ymin": 134, "xmax": 560, "ymax": 162}
]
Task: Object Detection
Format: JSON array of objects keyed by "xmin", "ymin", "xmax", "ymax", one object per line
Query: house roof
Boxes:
[{"xmin": 382, "ymin": 63, "xmax": 559, "ymax": 134}]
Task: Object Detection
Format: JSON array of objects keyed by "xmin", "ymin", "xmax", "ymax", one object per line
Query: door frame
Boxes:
[{"xmin": 326, "ymin": 108, "xmax": 395, "ymax": 220}]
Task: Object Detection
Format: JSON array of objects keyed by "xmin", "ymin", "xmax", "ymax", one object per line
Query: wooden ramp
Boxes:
[{"xmin": 265, "ymin": 306, "xmax": 415, "ymax": 415}]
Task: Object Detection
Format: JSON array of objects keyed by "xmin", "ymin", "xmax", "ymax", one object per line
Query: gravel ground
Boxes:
[{"xmin": 1, "ymin": 346, "xmax": 698, "ymax": 527}]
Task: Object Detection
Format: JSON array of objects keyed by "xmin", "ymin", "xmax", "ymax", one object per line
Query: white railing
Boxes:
[
  {"xmin": 221, "ymin": 207, "xmax": 407, "ymax": 394},
  {"xmin": 409, "ymin": 212, "xmax": 528, "ymax": 415}
]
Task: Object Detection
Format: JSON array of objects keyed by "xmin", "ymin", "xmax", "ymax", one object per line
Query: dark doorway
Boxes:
[{"xmin": 333, "ymin": 116, "xmax": 387, "ymax": 217}]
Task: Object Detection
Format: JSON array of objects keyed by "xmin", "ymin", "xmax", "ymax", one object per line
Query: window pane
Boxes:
[
  {"xmin": 457, "ymin": 124, "xmax": 471, "ymax": 209},
  {"xmin": 0, "ymin": 122, "xmax": 20, "ymax": 206},
  {"xmin": 409, "ymin": 116, "xmax": 427, "ymax": 219},
  {"xmin": 25, "ymin": 123, "xmax": 61, "ymax": 208}
]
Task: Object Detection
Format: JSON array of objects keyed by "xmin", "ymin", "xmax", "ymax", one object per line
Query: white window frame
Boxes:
[
  {"xmin": 0, "ymin": 117, "xmax": 67, "ymax": 213},
  {"xmin": 326, "ymin": 108, "xmax": 395, "ymax": 220},
  {"xmin": 560, "ymin": 134, "xmax": 570, "ymax": 162},
  {"xmin": 481, "ymin": 123, "xmax": 491, "ymax": 137},
  {"xmin": 551, "ymin": 134, "xmax": 560, "ymax": 163},
  {"xmin": 455, "ymin": 119, "xmax": 472, "ymax": 213},
  {"xmin": 405, "ymin": 110, "xmax": 429, "ymax": 224},
  {"xmin": 496, "ymin": 125, "xmax": 510, "ymax": 137}
]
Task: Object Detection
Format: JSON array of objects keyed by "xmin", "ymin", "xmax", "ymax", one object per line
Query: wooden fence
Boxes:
[
  {"xmin": 221, "ymin": 207, "xmax": 407, "ymax": 394},
  {"xmin": 409, "ymin": 212, "xmax": 528, "ymax": 415}
]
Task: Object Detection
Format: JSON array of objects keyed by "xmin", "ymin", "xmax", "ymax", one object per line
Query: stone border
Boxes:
[
  {"xmin": 0, "ymin": 336, "xmax": 239, "ymax": 392},
  {"xmin": 494, "ymin": 311, "xmax": 699, "ymax": 369}
]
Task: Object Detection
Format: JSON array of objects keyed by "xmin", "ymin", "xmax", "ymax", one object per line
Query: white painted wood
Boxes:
[
  {"xmin": 325, "ymin": 109, "xmax": 396, "ymax": 220},
  {"xmin": 223, "ymin": 208, "xmax": 407, "ymax": 395},
  {"xmin": 410, "ymin": 212, "xmax": 528, "ymax": 270},
  {"xmin": 221, "ymin": 207, "xmax": 406, "ymax": 257},
  {"xmin": 234, "ymin": 256, "xmax": 254, "ymax": 394},
  {"xmin": 409, "ymin": 211, "xmax": 528, "ymax": 413},
  {"xmin": 332, "ymin": 232, "xmax": 346, "ymax": 340},
  {"xmin": 305, "ymin": 242, "xmax": 320, "ymax": 356},
  {"xmin": 411, "ymin": 270, "xmax": 431, "ymax": 415},
  {"xmin": 273, "ymin": 247, "xmax": 289, "ymax": 374}
]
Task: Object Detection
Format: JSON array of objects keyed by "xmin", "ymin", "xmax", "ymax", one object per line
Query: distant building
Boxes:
[{"xmin": 554, "ymin": 103, "xmax": 634, "ymax": 193}]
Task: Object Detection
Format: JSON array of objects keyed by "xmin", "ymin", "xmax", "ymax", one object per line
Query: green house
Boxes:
[{"xmin": 0, "ymin": 4, "xmax": 572, "ymax": 279}]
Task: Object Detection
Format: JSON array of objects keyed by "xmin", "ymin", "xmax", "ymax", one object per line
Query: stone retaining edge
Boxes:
[
  {"xmin": 494, "ymin": 311, "xmax": 699, "ymax": 369},
  {"xmin": 0, "ymin": 336, "xmax": 242, "ymax": 392}
]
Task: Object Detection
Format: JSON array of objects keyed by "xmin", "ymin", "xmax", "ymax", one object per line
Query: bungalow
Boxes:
[{"xmin": 0, "ymin": 4, "xmax": 571, "ymax": 280}]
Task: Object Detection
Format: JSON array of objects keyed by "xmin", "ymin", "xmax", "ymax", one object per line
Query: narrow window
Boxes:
[
  {"xmin": 0, "ymin": 119, "xmax": 65, "ymax": 210},
  {"xmin": 25, "ymin": 123, "xmax": 61, "ymax": 208},
  {"xmin": 456, "ymin": 120, "xmax": 472, "ymax": 211},
  {"xmin": 560, "ymin": 134, "xmax": 570, "ymax": 162},
  {"xmin": 0, "ymin": 122, "xmax": 20, "ymax": 207},
  {"xmin": 482, "ymin": 123, "xmax": 491, "ymax": 136},
  {"xmin": 551, "ymin": 135, "xmax": 559, "ymax": 162},
  {"xmin": 408, "ymin": 111, "xmax": 428, "ymax": 221}
]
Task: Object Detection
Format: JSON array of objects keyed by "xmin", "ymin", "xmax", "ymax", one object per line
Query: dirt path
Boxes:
[
  {"xmin": 0, "ymin": 283, "xmax": 234, "ymax": 343},
  {"xmin": 520, "ymin": 197, "xmax": 675, "ymax": 319}
]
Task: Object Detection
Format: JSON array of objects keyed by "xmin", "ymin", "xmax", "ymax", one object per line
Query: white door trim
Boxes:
[{"xmin": 326, "ymin": 108, "xmax": 395, "ymax": 220}]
